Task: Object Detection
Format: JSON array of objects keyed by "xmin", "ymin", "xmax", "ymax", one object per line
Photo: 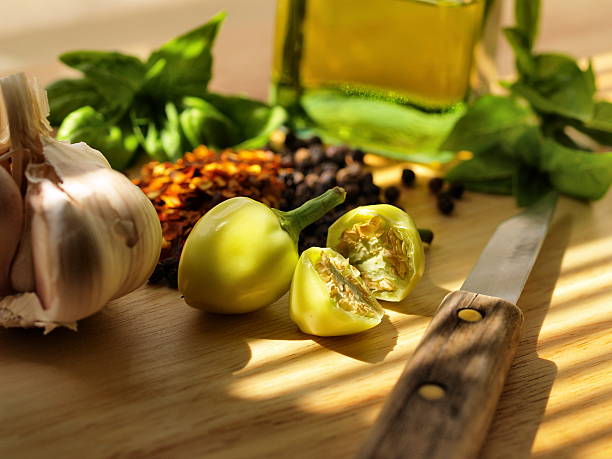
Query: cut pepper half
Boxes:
[
  {"xmin": 327, "ymin": 204, "xmax": 424, "ymax": 302},
  {"xmin": 289, "ymin": 247, "xmax": 384, "ymax": 336}
]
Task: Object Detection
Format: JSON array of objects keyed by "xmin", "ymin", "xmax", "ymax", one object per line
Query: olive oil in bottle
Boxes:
[
  {"xmin": 271, "ymin": 0, "xmax": 486, "ymax": 161},
  {"xmin": 272, "ymin": 0, "xmax": 485, "ymax": 109}
]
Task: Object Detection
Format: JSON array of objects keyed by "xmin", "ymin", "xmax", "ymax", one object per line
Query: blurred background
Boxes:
[{"xmin": 2, "ymin": 0, "xmax": 611, "ymax": 100}]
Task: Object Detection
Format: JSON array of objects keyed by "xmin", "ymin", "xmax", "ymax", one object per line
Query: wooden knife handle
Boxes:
[{"xmin": 357, "ymin": 290, "xmax": 524, "ymax": 459}]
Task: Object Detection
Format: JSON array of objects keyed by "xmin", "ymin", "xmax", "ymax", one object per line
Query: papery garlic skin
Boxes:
[{"xmin": 0, "ymin": 73, "xmax": 162, "ymax": 330}]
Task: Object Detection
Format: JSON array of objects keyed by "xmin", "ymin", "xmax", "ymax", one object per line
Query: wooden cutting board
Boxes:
[
  {"xmin": 1, "ymin": 2, "xmax": 612, "ymax": 456},
  {"xmin": 1, "ymin": 162, "xmax": 611, "ymax": 458}
]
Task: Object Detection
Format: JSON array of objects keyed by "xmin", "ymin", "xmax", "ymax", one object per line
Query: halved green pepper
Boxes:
[
  {"xmin": 326, "ymin": 204, "xmax": 425, "ymax": 302},
  {"xmin": 178, "ymin": 187, "xmax": 345, "ymax": 314},
  {"xmin": 290, "ymin": 247, "xmax": 384, "ymax": 336}
]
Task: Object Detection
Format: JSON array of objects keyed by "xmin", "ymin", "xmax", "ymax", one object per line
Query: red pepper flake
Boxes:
[{"xmin": 133, "ymin": 146, "xmax": 286, "ymax": 264}]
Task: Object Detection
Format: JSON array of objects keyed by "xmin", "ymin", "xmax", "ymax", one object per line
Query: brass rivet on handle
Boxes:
[
  {"xmin": 417, "ymin": 383, "xmax": 446, "ymax": 400},
  {"xmin": 457, "ymin": 308, "xmax": 483, "ymax": 322}
]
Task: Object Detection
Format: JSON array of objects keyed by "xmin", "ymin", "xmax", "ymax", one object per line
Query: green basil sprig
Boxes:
[
  {"xmin": 445, "ymin": 0, "xmax": 612, "ymax": 205},
  {"xmin": 48, "ymin": 12, "xmax": 286, "ymax": 170}
]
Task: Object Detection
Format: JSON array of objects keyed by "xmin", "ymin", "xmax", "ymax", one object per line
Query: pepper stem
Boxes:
[{"xmin": 276, "ymin": 187, "xmax": 346, "ymax": 243}]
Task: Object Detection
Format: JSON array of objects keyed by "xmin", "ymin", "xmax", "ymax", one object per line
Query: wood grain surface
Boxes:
[
  {"xmin": 1, "ymin": 2, "xmax": 612, "ymax": 458},
  {"xmin": 0, "ymin": 167, "xmax": 610, "ymax": 459}
]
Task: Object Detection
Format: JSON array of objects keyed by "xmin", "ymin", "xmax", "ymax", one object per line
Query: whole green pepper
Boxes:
[
  {"xmin": 178, "ymin": 187, "xmax": 346, "ymax": 314},
  {"xmin": 290, "ymin": 247, "xmax": 384, "ymax": 336},
  {"xmin": 326, "ymin": 204, "xmax": 424, "ymax": 302}
]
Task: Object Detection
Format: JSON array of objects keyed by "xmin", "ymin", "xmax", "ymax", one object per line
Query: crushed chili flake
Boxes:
[{"xmin": 133, "ymin": 146, "xmax": 285, "ymax": 286}]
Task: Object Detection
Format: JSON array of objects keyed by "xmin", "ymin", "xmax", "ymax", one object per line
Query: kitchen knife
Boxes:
[{"xmin": 358, "ymin": 192, "xmax": 558, "ymax": 459}]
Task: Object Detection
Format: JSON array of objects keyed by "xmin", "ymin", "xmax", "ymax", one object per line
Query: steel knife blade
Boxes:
[
  {"xmin": 461, "ymin": 192, "xmax": 558, "ymax": 303},
  {"xmin": 358, "ymin": 193, "xmax": 558, "ymax": 459}
]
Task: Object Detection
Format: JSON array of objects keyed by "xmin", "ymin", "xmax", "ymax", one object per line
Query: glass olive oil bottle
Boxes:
[{"xmin": 271, "ymin": 0, "xmax": 486, "ymax": 161}]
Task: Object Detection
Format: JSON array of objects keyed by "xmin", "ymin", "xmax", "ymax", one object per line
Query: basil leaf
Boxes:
[
  {"xmin": 444, "ymin": 0, "xmax": 610, "ymax": 205},
  {"xmin": 540, "ymin": 139, "xmax": 612, "ymax": 200},
  {"xmin": 585, "ymin": 101, "xmax": 612, "ymax": 132},
  {"xmin": 59, "ymin": 51, "xmax": 146, "ymax": 113},
  {"xmin": 512, "ymin": 54, "xmax": 595, "ymax": 121},
  {"xmin": 442, "ymin": 95, "xmax": 535, "ymax": 154},
  {"xmin": 236, "ymin": 106, "xmax": 287, "ymax": 149},
  {"xmin": 503, "ymin": 28, "xmax": 535, "ymax": 77},
  {"xmin": 46, "ymin": 78, "xmax": 104, "ymax": 126},
  {"xmin": 445, "ymin": 145, "xmax": 517, "ymax": 195},
  {"xmin": 144, "ymin": 12, "xmax": 225, "ymax": 99},
  {"xmin": 132, "ymin": 103, "xmax": 189, "ymax": 162},
  {"xmin": 301, "ymin": 90, "xmax": 463, "ymax": 164},
  {"xmin": 200, "ymin": 93, "xmax": 287, "ymax": 149},
  {"xmin": 140, "ymin": 121, "xmax": 166, "ymax": 162},
  {"xmin": 515, "ymin": 0, "xmax": 540, "ymax": 50},
  {"xmin": 465, "ymin": 179, "xmax": 514, "ymax": 195},
  {"xmin": 513, "ymin": 163, "xmax": 552, "ymax": 207},
  {"xmin": 161, "ymin": 102, "xmax": 185, "ymax": 162},
  {"xmin": 445, "ymin": 150, "xmax": 516, "ymax": 186},
  {"xmin": 56, "ymin": 106, "xmax": 139, "ymax": 170},
  {"xmin": 180, "ymin": 97, "xmax": 239, "ymax": 148},
  {"xmin": 565, "ymin": 102, "xmax": 612, "ymax": 148},
  {"xmin": 510, "ymin": 125, "xmax": 545, "ymax": 165}
]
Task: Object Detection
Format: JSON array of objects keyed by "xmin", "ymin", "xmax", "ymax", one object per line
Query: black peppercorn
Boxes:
[
  {"xmin": 302, "ymin": 235, "xmax": 320, "ymax": 251},
  {"xmin": 359, "ymin": 172, "xmax": 374, "ymax": 187},
  {"xmin": 292, "ymin": 171, "xmax": 304, "ymax": 185},
  {"xmin": 278, "ymin": 136, "xmax": 388, "ymax": 253},
  {"xmin": 336, "ymin": 164, "xmax": 362, "ymax": 185},
  {"xmin": 319, "ymin": 170, "xmax": 336, "ymax": 189},
  {"xmin": 280, "ymin": 154, "xmax": 294, "ymax": 168},
  {"xmin": 344, "ymin": 183, "xmax": 361, "ymax": 203},
  {"xmin": 438, "ymin": 191, "xmax": 452, "ymax": 201},
  {"xmin": 304, "ymin": 173, "xmax": 319, "ymax": 188},
  {"xmin": 437, "ymin": 193, "xmax": 454, "ymax": 215},
  {"xmin": 429, "ymin": 177, "xmax": 444, "ymax": 194},
  {"xmin": 156, "ymin": 257, "xmax": 179, "ymax": 289},
  {"xmin": 294, "ymin": 148, "xmax": 312, "ymax": 170},
  {"xmin": 448, "ymin": 182, "xmax": 465, "ymax": 199},
  {"xmin": 401, "ymin": 168, "xmax": 416, "ymax": 187},
  {"xmin": 284, "ymin": 131, "xmax": 307, "ymax": 150},
  {"xmin": 384, "ymin": 186, "xmax": 401, "ymax": 203},
  {"xmin": 314, "ymin": 224, "xmax": 328, "ymax": 237},
  {"xmin": 148, "ymin": 263, "xmax": 165, "ymax": 284},
  {"xmin": 284, "ymin": 131, "xmax": 297, "ymax": 147},
  {"xmin": 348, "ymin": 148, "xmax": 365, "ymax": 164},
  {"xmin": 309, "ymin": 144, "xmax": 325, "ymax": 164},
  {"xmin": 320, "ymin": 161, "xmax": 339, "ymax": 173},
  {"xmin": 364, "ymin": 183, "xmax": 381, "ymax": 200},
  {"xmin": 294, "ymin": 182, "xmax": 311, "ymax": 205},
  {"xmin": 325, "ymin": 145, "xmax": 348, "ymax": 165}
]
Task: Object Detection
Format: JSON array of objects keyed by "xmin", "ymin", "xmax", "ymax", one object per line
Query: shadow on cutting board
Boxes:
[
  {"xmin": 382, "ymin": 271, "xmax": 450, "ymax": 317},
  {"xmin": 312, "ymin": 315, "xmax": 398, "ymax": 363},
  {"xmin": 192, "ymin": 292, "xmax": 400, "ymax": 364},
  {"xmin": 479, "ymin": 214, "xmax": 572, "ymax": 459}
]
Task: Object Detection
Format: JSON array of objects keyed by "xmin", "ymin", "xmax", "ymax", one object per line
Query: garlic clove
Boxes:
[
  {"xmin": 9, "ymin": 181, "xmax": 35, "ymax": 293},
  {"xmin": 0, "ymin": 165, "xmax": 23, "ymax": 296},
  {"xmin": 22, "ymin": 148, "xmax": 161, "ymax": 322},
  {"xmin": 34, "ymin": 140, "xmax": 162, "ymax": 304}
]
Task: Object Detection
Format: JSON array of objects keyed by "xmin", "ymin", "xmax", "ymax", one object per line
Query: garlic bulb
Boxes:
[{"xmin": 0, "ymin": 73, "xmax": 162, "ymax": 332}]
